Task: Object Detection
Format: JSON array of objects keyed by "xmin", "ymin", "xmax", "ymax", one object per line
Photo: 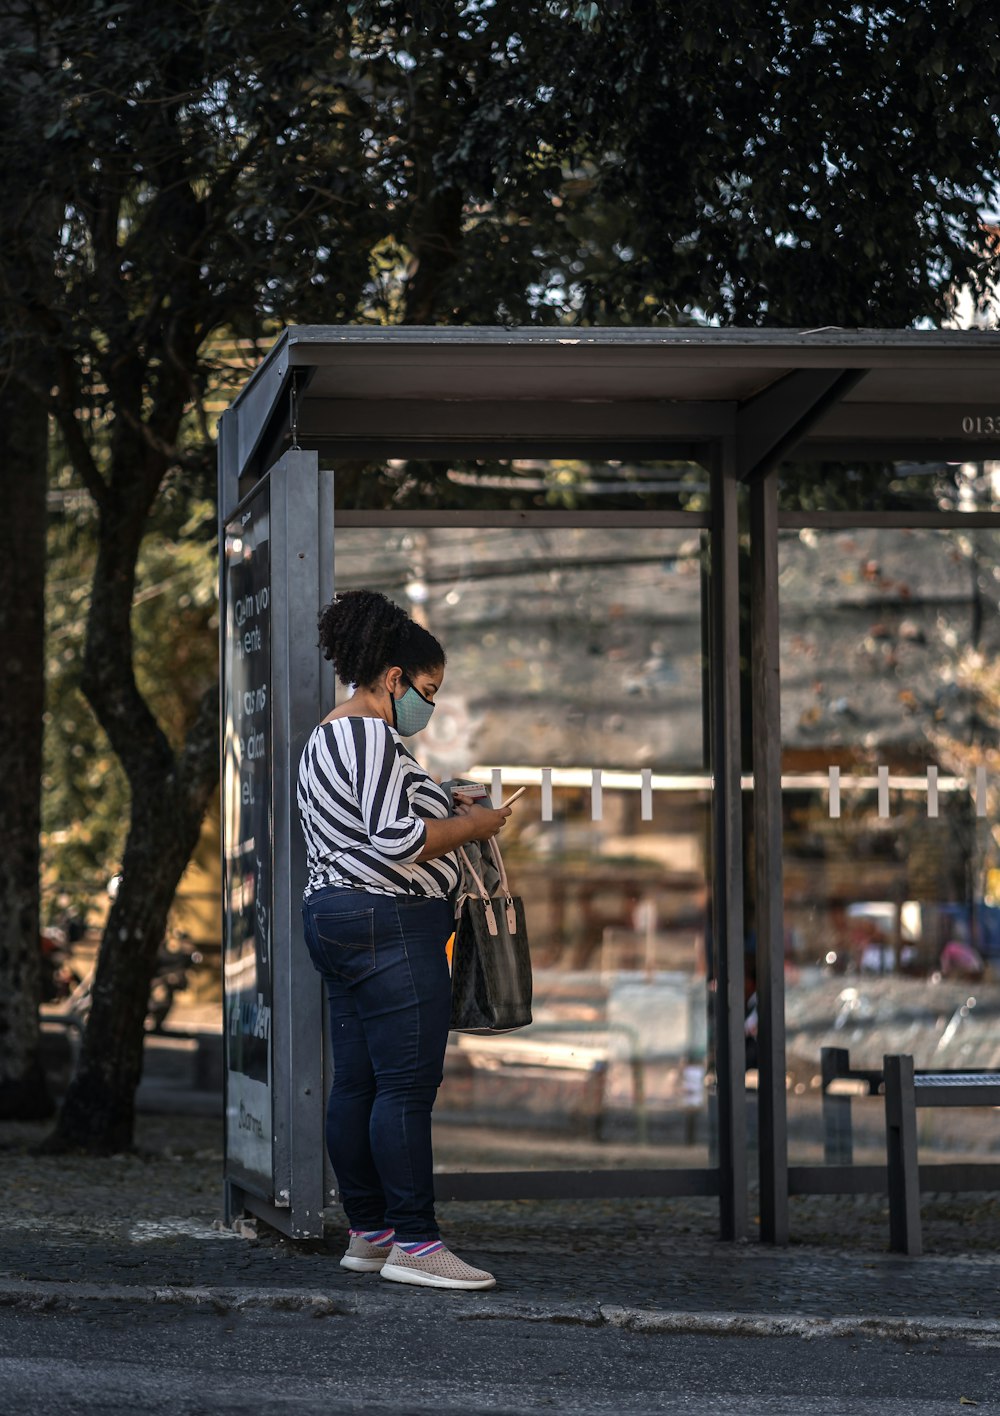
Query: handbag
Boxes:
[{"xmin": 450, "ymin": 836, "xmax": 532, "ymax": 1034}]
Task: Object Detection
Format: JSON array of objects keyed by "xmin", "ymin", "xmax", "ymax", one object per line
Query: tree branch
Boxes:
[{"xmin": 50, "ymin": 355, "xmax": 110, "ymax": 511}]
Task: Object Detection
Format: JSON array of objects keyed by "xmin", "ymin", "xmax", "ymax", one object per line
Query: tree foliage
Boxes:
[
  {"xmin": 548, "ymin": 0, "xmax": 1000, "ymax": 325},
  {"xmin": 3, "ymin": 0, "xmax": 1000, "ymax": 1142},
  {"xmin": 2, "ymin": 1, "xmax": 380, "ymax": 1145},
  {"xmin": 343, "ymin": 0, "xmax": 1000, "ymax": 326}
]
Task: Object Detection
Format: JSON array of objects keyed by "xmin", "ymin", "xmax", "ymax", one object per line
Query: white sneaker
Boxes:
[
  {"xmin": 380, "ymin": 1242, "xmax": 496, "ymax": 1291},
  {"xmin": 340, "ymin": 1232, "xmax": 394, "ymax": 1272}
]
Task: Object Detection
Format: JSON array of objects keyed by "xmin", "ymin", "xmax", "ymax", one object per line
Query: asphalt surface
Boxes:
[{"xmin": 2, "ymin": 1305, "xmax": 999, "ymax": 1416}]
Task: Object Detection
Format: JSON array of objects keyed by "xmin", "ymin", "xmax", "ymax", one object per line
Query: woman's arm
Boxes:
[
  {"xmin": 344, "ymin": 718, "xmax": 510, "ymax": 864},
  {"xmin": 415, "ymin": 803, "xmax": 511, "ymax": 863}
]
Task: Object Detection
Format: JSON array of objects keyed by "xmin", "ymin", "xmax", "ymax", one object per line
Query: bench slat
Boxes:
[
  {"xmin": 915, "ymin": 1072, "xmax": 1000, "ymax": 1085},
  {"xmin": 913, "ymin": 1074, "xmax": 1000, "ymax": 1108}
]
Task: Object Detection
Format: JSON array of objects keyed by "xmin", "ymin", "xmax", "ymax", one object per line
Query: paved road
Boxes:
[{"xmin": 2, "ymin": 1302, "xmax": 999, "ymax": 1416}]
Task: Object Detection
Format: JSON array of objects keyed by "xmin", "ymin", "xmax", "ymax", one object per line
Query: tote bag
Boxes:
[{"xmin": 450, "ymin": 836, "xmax": 532, "ymax": 1034}]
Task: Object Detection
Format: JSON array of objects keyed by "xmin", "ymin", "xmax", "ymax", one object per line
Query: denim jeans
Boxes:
[{"xmin": 301, "ymin": 886, "xmax": 453, "ymax": 1242}]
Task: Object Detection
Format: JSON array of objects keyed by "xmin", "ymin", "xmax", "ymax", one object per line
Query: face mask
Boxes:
[{"xmin": 391, "ymin": 678, "xmax": 436, "ymax": 736}]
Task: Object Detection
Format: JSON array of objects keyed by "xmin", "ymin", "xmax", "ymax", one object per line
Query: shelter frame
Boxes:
[{"xmin": 218, "ymin": 326, "xmax": 1000, "ymax": 1243}]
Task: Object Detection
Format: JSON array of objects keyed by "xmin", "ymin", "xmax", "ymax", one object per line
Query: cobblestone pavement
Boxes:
[{"xmin": 3, "ymin": 1111, "xmax": 1000, "ymax": 1333}]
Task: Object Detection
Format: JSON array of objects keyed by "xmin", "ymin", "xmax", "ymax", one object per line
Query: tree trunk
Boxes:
[
  {"xmin": 45, "ymin": 474, "xmax": 219, "ymax": 1153},
  {"xmin": 401, "ymin": 182, "xmax": 464, "ymax": 325},
  {"xmin": 0, "ymin": 375, "xmax": 54, "ymax": 1120},
  {"xmin": 0, "ymin": 0, "xmax": 57, "ymax": 1120},
  {"xmin": 45, "ymin": 681, "xmax": 218, "ymax": 1152}
]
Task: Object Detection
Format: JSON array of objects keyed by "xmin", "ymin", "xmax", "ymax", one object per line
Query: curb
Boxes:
[
  {"xmin": 0, "ymin": 1279, "xmax": 357, "ymax": 1317},
  {"xmin": 1, "ymin": 1278, "xmax": 998, "ymax": 1343},
  {"xmin": 598, "ymin": 1305, "xmax": 1000, "ymax": 1345}
]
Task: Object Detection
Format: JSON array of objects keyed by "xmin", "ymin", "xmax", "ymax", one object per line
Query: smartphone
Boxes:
[{"xmin": 500, "ymin": 786, "xmax": 527, "ymax": 808}]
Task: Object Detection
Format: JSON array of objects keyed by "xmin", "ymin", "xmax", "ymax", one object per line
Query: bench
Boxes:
[
  {"xmin": 820, "ymin": 1045, "xmax": 884, "ymax": 1164},
  {"xmin": 884, "ymin": 1054, "xmax": 1000, "ymax": 1255},
  {"xmin": 820, "ymin": 1047, "xmax": 1000, "ymax": 1254}
]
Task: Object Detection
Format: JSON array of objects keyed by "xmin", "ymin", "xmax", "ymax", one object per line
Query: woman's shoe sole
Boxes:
[
  {"xmin": 340, "ymin": 1255, "xmax": 388, "ymax": 1272},
  {"xmin": 380, "ymin": 1262, "xmax": 496, "ymax": 1290}
]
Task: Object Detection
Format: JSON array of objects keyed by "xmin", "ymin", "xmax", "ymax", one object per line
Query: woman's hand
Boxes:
[
  {"xmin": 415, "ymin": 798, "xmax": 511, "ymax": 862},
  {"xmin": 453, "ymin": 800, "xmax": 511, "ymax": 840}
]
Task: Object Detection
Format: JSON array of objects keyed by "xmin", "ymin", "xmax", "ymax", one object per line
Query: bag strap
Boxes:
[
  {"xmin": 457, "ymin": 846, "xmax": 490, "ymax": 902},
  {"xmin": 485, "ymin": 837, "xmax": 517, "ymax": 935},
  {"xmin": 456, "ymin": 846, "xmax": 498, "ymax": 936},
  {"xmin": 486, "ymin": 836, "xmax": 510, "ymax": 896},
  {"xmin": 457, "ymin": 841, "xmax": 518, "ymax": 938}
]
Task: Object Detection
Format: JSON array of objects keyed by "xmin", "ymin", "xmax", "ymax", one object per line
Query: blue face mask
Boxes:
[{"xmin": 392, "ymin": 678, "xmax": 436, "ymax": 736}]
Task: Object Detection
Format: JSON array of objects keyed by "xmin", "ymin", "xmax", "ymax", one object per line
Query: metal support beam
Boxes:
[
  {"xmin": 710, "ymin": 446, "xmax": 748, "ymax": 1241},
  {"xmin": 736, "ymin": 368, "xmax": 867, "ymax": 483},
  {"xmin": 217, "ymin": 410, "xmax": 241, "ymax": 525},
  {"xmin": 790, "ymin": 1162, "xmax": 1000, "ymax": 1196},
  {"xmin": 268, "ymin": 449, "xmax": 331, "ymax": 1238},
  {"xmin": 336, "ymin": 510, "xmax": 709, "ymax": 528},
  {"xmin": 431, "ymin": 1169, "xmax": 721, "ymax": 1201},
  {"xmin": 884, "ymin": 1054, "xmax": 922, "ymax": 1256},
  {"xmin": 298, "ymin": 398, "xmax": 735, "ymax": 443},
  {"xmin": 228, "ymin": 348, "xmax": 294, "ymax": 490},
  {"xmin": 749, "ymin": 471, "xmax": 788, "ymax": 1244}
]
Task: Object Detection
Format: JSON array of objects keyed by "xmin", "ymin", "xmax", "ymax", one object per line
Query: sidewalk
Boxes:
[{"xmin": 4, "ymin": 1097, "xmax": 1000, "ymax": 1344}]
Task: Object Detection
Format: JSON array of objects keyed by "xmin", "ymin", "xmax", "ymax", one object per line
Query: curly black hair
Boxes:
[{"xmin": 317, "ymin": 589, "xmax": 446, "ymax": 688}]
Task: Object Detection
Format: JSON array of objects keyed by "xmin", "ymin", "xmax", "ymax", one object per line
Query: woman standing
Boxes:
[{"xmin": 297, "ymin": 589, "xmax": 510, "ymax": 1290}]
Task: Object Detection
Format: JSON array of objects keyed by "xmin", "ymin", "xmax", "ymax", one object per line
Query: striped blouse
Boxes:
[{"xmin": 296, "ymin": 716, "xmax": 460, "ymax": 900}]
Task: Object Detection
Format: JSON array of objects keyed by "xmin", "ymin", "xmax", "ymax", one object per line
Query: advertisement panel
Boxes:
[{"xmin": 222, "ymin": 485, "xmax": 273, "ymax": 1192}]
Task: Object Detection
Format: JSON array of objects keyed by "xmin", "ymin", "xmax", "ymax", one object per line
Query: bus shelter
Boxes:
[{"xmin": 218, "ymin": 326, "xmax": 1000, "ymax": 1242}]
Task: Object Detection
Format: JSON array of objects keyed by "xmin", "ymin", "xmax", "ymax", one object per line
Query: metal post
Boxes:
[
  {"xmin": 268, "ymin": 449, "xmax": 331, "ymax": 1237},
  {"xmin": 710, "ymin": 447, "xmax": 748, "ymax": 1240},
  {"xmin": 821, "ymin": 1046, "xmax": 854, "ymax": 1165},
  {"xmin": 217, "ymin": 410, "xmax": 241, "ymax": 525},
  {"xmin": 749, "ymin": 471, "xmax": 789, "ymax": 1244},
  {"xmin": 885, "ymin": 1053, "xmax": 922, "ymax": 1256}
]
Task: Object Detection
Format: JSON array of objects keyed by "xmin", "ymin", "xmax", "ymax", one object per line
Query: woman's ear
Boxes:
[{"xmin": 385, "ymin": 665, "xmax": 404, "ymax": 696}]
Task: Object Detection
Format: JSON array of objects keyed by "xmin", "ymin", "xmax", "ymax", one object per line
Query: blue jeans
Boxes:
[{"xmin": 301, "ymin": 887, "xmax": 453, "ymax": 1242}]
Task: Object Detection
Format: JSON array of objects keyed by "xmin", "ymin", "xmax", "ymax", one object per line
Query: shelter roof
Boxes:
[{"xmin": 222, "ymin": 326, "xmax": 1000, "ymax": 493}]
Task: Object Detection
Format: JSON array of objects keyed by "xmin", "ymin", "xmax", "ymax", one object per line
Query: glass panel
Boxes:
[
  {"xmin": 778, "ymin": 527, "xmax": 1000, "ymax": 1165},
  {"xmin": 779, "ymin": 460, "xmax": 1000, "ymax": 514},
  {"xmin": 335, "ymin": 526, "xmax": 713, "ymax": 1170},
  {"xmin": 331, "ymin": 457, "xmax": 709, "ymax": 513}
]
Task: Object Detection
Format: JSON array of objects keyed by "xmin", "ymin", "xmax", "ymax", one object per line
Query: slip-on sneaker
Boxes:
[
  {"xmin": 340, "ymin": 1233, "xmax": 394, "ymax": 1272},
  {"xmin": 380, "ymin": 1242, "xmax": 496, "ymax": 1290}
]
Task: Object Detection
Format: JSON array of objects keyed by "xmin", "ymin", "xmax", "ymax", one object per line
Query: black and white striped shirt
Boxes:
[{"xmin": 297, "ymin": 716, "xmax": 460, "ymax": 900}]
